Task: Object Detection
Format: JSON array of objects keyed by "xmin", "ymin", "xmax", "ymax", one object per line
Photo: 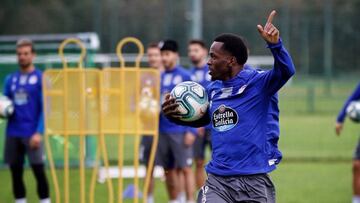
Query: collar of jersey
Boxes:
[
  {"xmin": 221, "ymin": 67, "xmax": 253, "ymax": 87},
  {"xmin": 164, "ymin": 65, "xmax": 181, "ymax": 73}
]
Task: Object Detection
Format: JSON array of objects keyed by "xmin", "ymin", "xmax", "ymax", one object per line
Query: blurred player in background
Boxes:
[
  {"xmin": 3, "ymin": 39, "xmax": 50, "ymax": 203},
  {"xmin": 146, "ymin": 42, "xmax": 164, "ymax": 72},
  {"xmin": 158, "ymin": 40, "xmax": 196, "ymax": 203},
  {"xmin": 139, "ymin": 42, "xmax": 164, "ymax": 203},
  {"xmin": 335, "ymin": 83, "xmax": 360, "ymax": 203},
  {"xmin": 187, "ymin": 40, "xmax": 211, "ymax": 189}
]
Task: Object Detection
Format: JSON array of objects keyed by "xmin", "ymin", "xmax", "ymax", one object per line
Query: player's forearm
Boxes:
[
  {"xmin": 268, "ymin": 38, "xmax": 295, "ymax": 80},
  {"xmin": 166, "ymin": 113, "xmax": 211, "ymax": 128},
  {"xmin": 36, "ymin": 112, "xmax": 45, "ymax": 134}
]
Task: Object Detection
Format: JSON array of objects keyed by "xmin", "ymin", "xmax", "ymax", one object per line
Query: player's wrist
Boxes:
[{"xmin": 266, "ymin": 38, "xmax": 282, "ymax": 48}]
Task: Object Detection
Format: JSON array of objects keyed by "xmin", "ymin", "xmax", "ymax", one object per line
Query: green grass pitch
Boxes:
[{"xmin": 0, "ymin": 79, "xmax": 359, "ymax": 202}]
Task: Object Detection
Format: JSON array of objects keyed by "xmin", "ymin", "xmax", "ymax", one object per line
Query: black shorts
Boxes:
[
  {"xmin": 354, "ymin": 138, "xmax": 360, "ymax": 160},
  {"xmin": 156, "ymin": 132, "xmax": 193, "ymax": 170},
  {"xmin": 139, "ymin": 135, "xmax": 155, "ymax": 166},
  {"xmin": 197, "ymin": 173, "xmax": 276, "ymax": 203},
  {"xmin": 193, "ymin": 129, "xmax": 211, "ymax": 160},
  {"xmin": 4, "ymin": 136, "xmax": 45, "ymax": 165}
]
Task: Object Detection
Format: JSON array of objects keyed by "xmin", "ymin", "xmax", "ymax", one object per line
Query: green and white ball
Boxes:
[
  {"xmin": 0, "ymin": 96, "xmax": 14, "ymax": 119},
  {"xmin": 170, "ymin": 81, "xmax": 209, "ymax": 122},
  {"xmin": 346, "ymin": 101, "xmax": 360, "ymax": 123}
]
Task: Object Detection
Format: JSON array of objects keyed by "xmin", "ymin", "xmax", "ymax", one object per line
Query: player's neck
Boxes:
[
  {"xmin": 20, "ymin": 64, "xmax": 35, "ymax": 74},
  {"xmin": 194, "ymin": 59, "xmax": 207, "ymax": 68},
  {"xmin": 165, "ymin": 62, "xmax": 177, "ymax": 71},
  {"xmin": 224, "ymin": 65, "xmax": 243, "ymax": 81}
]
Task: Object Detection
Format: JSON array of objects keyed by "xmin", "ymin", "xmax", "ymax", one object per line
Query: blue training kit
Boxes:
[
  {"xmin": 205, "ymin": 39, "xmax": 295, "ymax": 176},
  {"xmin": 3, "ymin": 68, "xmax": 44, "ymax": 137}
]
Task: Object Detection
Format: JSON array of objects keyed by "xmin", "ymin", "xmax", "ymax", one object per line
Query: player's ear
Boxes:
[{"xmin": 229, "ymin": 56, "xmax": 236, "ymax": 67}]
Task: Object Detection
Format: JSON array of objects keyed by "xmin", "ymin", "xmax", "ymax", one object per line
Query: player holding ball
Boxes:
[{"xmin": 163, "ymin": 10, "xmax": 295, "ymax": 202}]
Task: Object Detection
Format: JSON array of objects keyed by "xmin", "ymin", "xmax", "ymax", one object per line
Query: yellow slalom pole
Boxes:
[
  {"xmin": 143, "ymin": 70, "xmax": 161, "ymax": 203},
  {"xmin": 58, "ymin": 38, "xmax": 87, "ymax": 69},
  {"xmin": 63, "ymin": 67, "xmax": 69, "ymax": 203},
  {"xmin": 116, "ymin": 37, "xmax": 144, "ymax": 68},
  {"xmin": 58, "ymin": 38, "xmax": 87, "ymax": 203},
  {"xmin": 116, "ymin": 37, "xmax": 144, "ymax": 203},
  {"xmin": 79, "ymin": 70, "xmax": 86, "ymax": 203},
  {"xmin": 133, "ymin": 41, "xmax": 144, "ymax": 203},
  {"xmin": 42, "ymin": 74, "xmax": 61, "ymax": 203},
  {"xmin": 89, "ymin": 141, "xmax": 100, "ymax": 203},
  {"xmin": 117, "ymin": 69, "xmax": 125, "ymax": 203},
  {"xmin": 99, "ymin": 70, "xmax": 115, "ymax": 203}
]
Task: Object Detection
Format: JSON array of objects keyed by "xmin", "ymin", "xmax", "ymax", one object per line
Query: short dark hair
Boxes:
[
  {"xmin": 16, "ymin": 38, "xmax": 35, "ymax": 53},
  {"xmin": 189, "ymin": 39, "xmax": 207, "ymax": 49},
  {"xmin": 147, "ymin": 42, "xmax": 160, "ymax": 49},
  {"xmin": 159, "ymin": 40, "xmax": 178, "ymax": 53},
  {"xmin": 214, "ymin": 33, "xmax": 248, "ymax": 65}
]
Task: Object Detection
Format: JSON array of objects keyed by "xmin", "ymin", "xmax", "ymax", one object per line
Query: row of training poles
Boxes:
[{"xmin": 43, "ymin": 37, "xmax": 160, "ymax": 203}]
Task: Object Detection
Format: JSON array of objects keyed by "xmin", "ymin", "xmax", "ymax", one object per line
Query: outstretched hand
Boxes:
[
  {"xmin": 257, "ymin": 10, "xmax": 280, "ymax": 44},
  {"xmin": 335, "ymin": 122, "xmax": 343, "ymax": 136}
]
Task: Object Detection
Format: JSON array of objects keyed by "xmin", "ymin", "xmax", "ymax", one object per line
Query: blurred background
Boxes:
[{"xmin": 0, "ymin": 0, "xmax": 359, "ymax": 202}]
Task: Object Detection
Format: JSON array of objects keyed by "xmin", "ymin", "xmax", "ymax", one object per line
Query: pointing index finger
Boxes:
[{"xmin": 266, "ymin": 10, "xmax": 276, "ymax": 24}]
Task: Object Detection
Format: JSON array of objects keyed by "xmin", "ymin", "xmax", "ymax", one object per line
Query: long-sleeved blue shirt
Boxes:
[
  {"xmin": 159, "ymin": 65, "xmax": 196, "ymax": 134},
  {"xmin": 337, "ymin": 83, "xmax": 360, "ymax": 123},
  {"xmin": 190, "ymin": 64, "xmax": 211, "ymax": 88},
  {"xmin": 3, "ymin": 68, "xmax": 44, "ymax": 137},
  {"xmin": 244, "ymin": 64, "xmax": 282, "ymax": 166},
  {"xmin": 205, "ymin": 39, "xmax": 295, "ymax": 176}
]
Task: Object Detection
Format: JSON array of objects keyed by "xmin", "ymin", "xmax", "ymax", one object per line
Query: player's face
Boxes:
[
  {"xmin": 188, "ymin": 44, "xmax": 207, "ymax": 66},
  {"xmin": 147, "ymin": 47, "xmax": 162, "ymax": 69},
  {"xmin": 17, "ymin": 46, "xmax": 35, "ymax": 69},
  {"xmin": 207, "ymin": 42, "xmax": 232, "ymax": 81},
  {"xmin": 161, "ymin": 50, "xmax": 178, "ymax": 69}
]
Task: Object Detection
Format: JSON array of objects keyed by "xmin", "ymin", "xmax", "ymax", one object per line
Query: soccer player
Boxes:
[
  {"xmin": 162, "ymin": 10, "xmax": 295, "ymax": 202},
  {"xmin": 187, "ymin": 39, "xmax": 212, "ymax": 189},
  {"xmin": 157, "ymin": 40, "xmax": 196, "ymax": 203},
  {"xmin": 139, "ymin": 42, "xmax": 164, "ymax": 203},
  {"xmin": 335, "ymin": 83, "xmax": 360, "ymax": 203},
  {"xmin": 3, "ymin": 39, "xmax": 50, "ymax": 203}
]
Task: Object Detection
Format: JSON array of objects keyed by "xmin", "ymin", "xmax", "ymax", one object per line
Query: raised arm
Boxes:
[{"xmin": 257, "ymin": 10, "xmax": 296, "ymax": 95}]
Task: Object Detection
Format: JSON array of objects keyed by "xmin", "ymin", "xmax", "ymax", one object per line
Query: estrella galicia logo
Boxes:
[{"xmin": 212, "ymin": 105, "xmax": 238, "ymax": 132}]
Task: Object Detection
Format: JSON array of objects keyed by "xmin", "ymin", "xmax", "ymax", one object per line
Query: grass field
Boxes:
[{"xmin": 0, "ymin": 78, "xmax": 359, "ymax": 202}]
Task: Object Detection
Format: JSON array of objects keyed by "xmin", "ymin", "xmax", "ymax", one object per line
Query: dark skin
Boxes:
[{"xmin": 162, "ymin": 10, "xmax": 280, "ymax": 122}]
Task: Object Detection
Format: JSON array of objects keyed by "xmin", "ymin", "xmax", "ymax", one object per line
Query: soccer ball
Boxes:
[
  {"xmin": 0, "ymin": 96, "xmax": 14, "ymax": 119},
  {"xmin": 170, "ymin": 81, "xmax": 209, "ymax": 122},
  {"xmin": 346, "ymin": 101, "xmax": 360, "ymax": 123}
]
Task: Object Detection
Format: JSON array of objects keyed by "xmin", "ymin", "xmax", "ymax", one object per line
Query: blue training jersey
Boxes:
[
  {"xmin": 3, "ymin": 68, "xmax": 44, "ymax": 137},
  {"xmin": 190, "ymin": 64, "xmax": 212, "ymax": 131},
  {"xmin": 159, "ymin": 65, "xmax": 196, "ymax": 134},
  {"xmin": 244, "ymin": 64, "xmax": 282, "ymax": 166},
  {"xmin": 337, "ymin": 83, "xmax": 360, "ymax": 123},
  {"xmin": 205, "ymin": 39, "xmax": 295, "ymax": 176},
  {"xmin": 190, "ymin": 64, "xmax": 211, "ymax": 88}
]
